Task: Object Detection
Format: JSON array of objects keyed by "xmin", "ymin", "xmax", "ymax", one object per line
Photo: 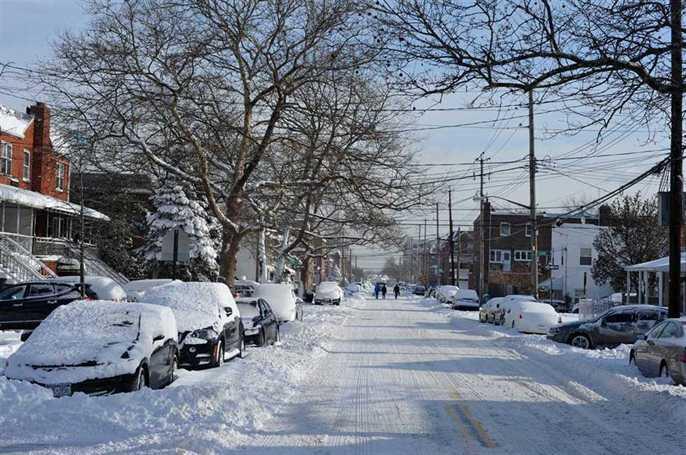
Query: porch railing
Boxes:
[{"xmin": 0, "ymin": 233, "xmax": 57, "ymax": 284}]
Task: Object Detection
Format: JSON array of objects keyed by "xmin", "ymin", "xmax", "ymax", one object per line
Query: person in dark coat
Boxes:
[
  {"xmin": 393, "ymin": 284, "xmax": 400, "ymax": 299},
  {"xmin": 374, "ymin": 283, "xmax": 380, "ymax": 299},
  {"xmin": 381, "ymin": 284, "xmax": 387, "ymax": 299}
]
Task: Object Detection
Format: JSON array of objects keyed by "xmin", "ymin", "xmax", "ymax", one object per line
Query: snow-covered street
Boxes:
[{"xmin": 2, "ymin": 294, "xmax": 686, "ymax": 454}]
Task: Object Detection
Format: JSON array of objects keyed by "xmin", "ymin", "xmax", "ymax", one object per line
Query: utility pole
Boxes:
[
  {"xmin": 669, "ymin": 0, "xmax": 683, "ymax": 319},
  {"xmin": 435, "ymin": 202, "xmax": 440, "ymax": 286},
  {"xmin": 478, "ymin": 154, "xmax": 490, "ymax": 302},
  {"xmin": 423, "ymin": 218, "xmax": 428, "ymax": 285},
  {"xmin": 528, "ymin": 89, "xmax": 539, "ymax": 299},
  {"xmin": 456, "ymin": 226, "xmax": 461, "ymax": 287},
  {"xmin": 448, "ymin": 188, "xmax": 456, "ymax": 286},
  {"xmin": 416, "ymin": 224, "xmax": 421, "ymax": 283}
]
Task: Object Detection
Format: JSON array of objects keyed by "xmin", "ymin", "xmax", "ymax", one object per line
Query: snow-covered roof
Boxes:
[
  {"xmin": 0, "ymin": 105, "xmax": 32, "ymax": 139},
  {"xmin": 0, "ymin": 183, "xmax": 110, "ymax": 221},
  {"xmin": 625, "ymin": 253, "xmax": 686, "ymax": 272}
]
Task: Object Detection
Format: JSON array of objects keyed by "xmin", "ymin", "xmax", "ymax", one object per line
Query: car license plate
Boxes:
[{"xmin": 50, "ymin": 383, "xmax": 71, "ymax": 398}]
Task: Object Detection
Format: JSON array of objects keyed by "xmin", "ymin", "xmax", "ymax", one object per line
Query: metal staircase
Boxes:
[
  {"xmin": 62, "ymin": 244, "xmax": 129, "ymax": 286},
  {"xmin": 0, "ymin": 233, "xmax": 57, "ymax": 284}
]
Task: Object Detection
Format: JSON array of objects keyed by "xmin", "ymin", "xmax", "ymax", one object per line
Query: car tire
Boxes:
[
  {"xmin": 659, "ymin": 361, "xmax": 670, "ymax": 378},
  {"xmin": 130, "ymin": 365, "xmax": 148, "ymax": 392},
  {"xmin": 629, "ymin": 350, "xmax": 635, "ymax": 365},
  {"xmin": 569, "ymin": 334, "xmax": 592, "ymax": 349},
  {"xmin": 257, "ymin": 329, "xmax": 266, "ymax": 347},
  {"xmin": 239, "ymin": 337, "xmax": 247, "ymax": 359},
  {"xmin": 275, "ymin": 326, "xmax": 280, "ymax": 343},
  {"xmin": 211, "ymin": 341, "xmax": 225, "ymax": 367},
  {"xmin": 170, "ymin": 354, "xmax": 178, "ymax": 384}
]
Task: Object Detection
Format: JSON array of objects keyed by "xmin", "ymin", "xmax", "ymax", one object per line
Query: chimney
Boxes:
[{"xmin": 27, "ymin": 102, "xmax": 51, "ymax": 148}]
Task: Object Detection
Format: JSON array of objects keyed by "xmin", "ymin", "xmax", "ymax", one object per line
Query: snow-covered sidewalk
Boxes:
[{"xmin": 0, "ymin": 303, "xmax": 353, "ymax": 454}]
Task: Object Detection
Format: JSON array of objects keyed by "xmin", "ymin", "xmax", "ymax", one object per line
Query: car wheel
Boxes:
[
  {"xmin": 239, "ymin": 337, "xmax": 247, "ymax": 359},
  {"xmin": 257, "ymin": 329, "xmax": 266, "ymax": 347},
  {"xmin": 130, "ymin": 365, "xmax": 148, "ymax": 392},
  {"xmin": 170, "ymin": 354, "xmax": 178, "ymax": 384},
  {"xmin": 211, "ymin": 341, "xmax": 225, "ymax": 367},
  {"xmin": 659, "ymin": 361, "xmax": 670, "ymax": 378},
  {"xmin": 569, "ymin": 334, "xmax": 592, "ymax": 349}
]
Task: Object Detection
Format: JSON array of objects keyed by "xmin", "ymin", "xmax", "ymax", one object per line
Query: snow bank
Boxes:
[{"xmin": 0, "ymin": 304, "xmax": 351, "ymax": 453}]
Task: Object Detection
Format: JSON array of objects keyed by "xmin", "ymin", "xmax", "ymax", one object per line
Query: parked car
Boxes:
[
  {"xmin": 503, "ymin": 301, "xmax": 560, "ymax": 334},
  {"xmin": 436, "ymin": 285, "xmax": 459, "ymax": 304},
  {"xmin": 123, "ymin": 279, "xmax": 173, "ymax": 302},
  {"xmin": 254, "ymin": 283, "xmax": 303, "ymax": 322},
  {"xmin": 413, "ymin": 285, "xmax": 426, "ymax": 296},
  {"xmin": 233, "ymin": 279, "xmax": 260, "ymax": 298},
  {"xmin": 547, "ymin": 304, "xmax": 667, "ymax": 349},
  {"xmin": 479, "ymin": 297, "xmax": 504, "ymax": 323},
  {"xmin": 0, "ymin": 276, "xmax": 127, "ymax": 333},
  {"xmin": 424, "ymin": 286, "xmax": 436, "ymax": 298},
  {"xmin": 630, "ymin": 317, "xmax": 686, "ymax": 385},
  {"xmin": 4, "ymin": 300, "xmax": 178, "ymax": 397},
  {"xmin": 345, "ymin": 283, "xmax": 363, "ymax": 296},
  {"xmin": 314, "ymin": 281, "xmax": 344, "ymax": 305},
  {"xmin": 143, "ymin": 281, "xmax": 245, "ymax": 368},
  {"xmin": 450, "ymin": 289, "xmax": 480, "ymax": 310},
  {"xmin": 237, "ymin": 297, "xmax": 280, "ymax": 346},
  {"xmin": 492, "ymin": 295, "xmax": 537, "ymax": 325}
]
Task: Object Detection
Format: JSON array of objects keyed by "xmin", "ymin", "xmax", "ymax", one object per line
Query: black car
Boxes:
[
  {"xmin": 547, "ymin": 304, "xmax": 666, "ymax": 349},
  {"xmin": 4, "ymin": 301, "xmax": 178, "ymax": 397},
  {"xmin": 237, "ymin": 297, "xmax": 280, "ymax": 346},
  {"xmin": 0, "ymin": 281, "xmax": 96, "ymax": 331},
  {"xmin": 413, "ymin": 285, "xmax": 426, "ymax": 296},
  {"xmin": 143, "ymin": 281, "xmax": 246, "ymax": 368}
]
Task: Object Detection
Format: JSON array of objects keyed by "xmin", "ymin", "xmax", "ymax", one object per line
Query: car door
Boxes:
[
  {"xmin": 635, "ymin": 321, "xmax": 666, "ymax": 376},
  {"xmin": 260, "ymin": 299, "xmax": 276, "ymax": 340},
  {"xmin": 149, "ymin": 335, "xmax": 172, "ymax": 388},
  {"xmin": 222, "ymin": 303, "xmax": 239, "ymax": 350},
  {"xmin": 22, "ymin": 283, "xmax": 58, "ymax": 327},
  {"xmin": 654, "ymin": 321, "xmax": 682, "ymax": 375},
  {"xmin": 597, "ymin": 310, "xmax": 635, "ymax": 346},
  {"xmin": 0, "ymin": 284, "xmax": 30, "ymax": 328}
]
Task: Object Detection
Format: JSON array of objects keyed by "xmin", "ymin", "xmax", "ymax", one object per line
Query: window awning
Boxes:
[
  {"xmin": 0, "ymin": 183, "xmax": 110, "ymax": 221},
  {"xmin": 624, "ymin": 253, "xmax": 686, "ymax": 272}
]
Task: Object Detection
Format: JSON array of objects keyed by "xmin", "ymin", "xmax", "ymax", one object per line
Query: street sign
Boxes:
[
  {"xmin": 160, "ymin": 229, "xmax": 191, "ymax": 263},
  {"xmin": 549, "ymin": 264, "xmax": 560, "ymax": 271}
]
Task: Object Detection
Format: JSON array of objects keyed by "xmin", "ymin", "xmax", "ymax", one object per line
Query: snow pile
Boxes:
[
  {"xmin": 0, "ymin": 304, "xmax": 351, "ymax": 452},
  {"xmin": 57, "ymin": 275, "xmax": 128, "ymax": 301},
  {"xmin": 0, "ymin": 105, "xmax": 31, "ymax": 138},
  {"xmin": 4, "ymin": 301, "xmax": 177, "ymax": 385},
  {"xmin": 0, "ymin": 331, "xmax": 21, "ymax": 373}
]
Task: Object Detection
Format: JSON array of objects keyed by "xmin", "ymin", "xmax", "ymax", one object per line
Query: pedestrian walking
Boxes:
[
  {"xmin": 393, "ymin": 284, "xmax": 400, "ymax": 300},
  {"xmin": 374, "ymin": 282, "xmax": 380, "ymax": 299},
  {"xmin": 381, "ymin": 284, "xmax": 387, "ymax": 299}
]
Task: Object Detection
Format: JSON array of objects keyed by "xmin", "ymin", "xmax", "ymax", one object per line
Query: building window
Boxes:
[
  {"xmin": 0, "ymin": 142, "xmax": 11, "ymax": 175},
  {"xmin": 580, "ymin": 247, "xmax": 592, "ymax": 266},
  {"xmin": 500, "ymin": 222, "xmax": 511, "ymax": 237},
  {"xmin": 490, "ymin": 249, "xmax": 510, "ymax": 263},
  {"xmin": 514, "ymin": 250, "xmax": 533, "ymax": 262},
  {"xmin": 525, "ymin": 223, "xmax": 532, "ymax": 237},
  {"xmin": 22, "ymin": 150, "xmax": 30, "ymax": 181},
  {"xmin": 56, "ymin": 162, "xmax": 65, "ymax": 191}
]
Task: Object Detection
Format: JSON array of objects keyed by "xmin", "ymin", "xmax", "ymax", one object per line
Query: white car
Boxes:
[
  {"xmin": 493, "ymin": 295, "xmax": 537, "ymax": 325},
  {"xmin": 503, "ymin": 301, "xmax": 560, "ymax": 334},
  {"xmin": 315, "ymin": 281, "xmax": 344, "ymax": 305},
  {"xmin": 5, "ymin": 300, "xmax": 178, "ymax": 396},
  {"xmin": 345, "ymin": 283, "xmax": 363, "ymax": 296},
  {"xmin": 436, "ymin": 285, "xmax": 459, "ymax": 304},
  {"xmin": 255, "ymin": 283, "xmax": 303, "ymax": 322},
  {"xmin": 58, "ymin": 275, "xmax": 127, "ymax": 301},
  {"xmin": 479, "ymin": 297, "xmax": 504, "ymax": 323},
  {"xmin": 123, "ymin": 279, "xmax": 174, "ymax": 302},
  {"xmin": 233, "ymin": 279, "xmax": 260, "ymax": 298},
  {"xmin": 450, "ymin": 289, "xmax": 480, "ymax": 310}
]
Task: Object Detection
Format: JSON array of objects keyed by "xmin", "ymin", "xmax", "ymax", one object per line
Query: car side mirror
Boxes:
[
  {"xmin": 153, "ymin": 334, "xmax": 165, "ymax": 342},
  {"xmin": 225, "ymin": 307, "xmax": 233, "ymax": 317}
]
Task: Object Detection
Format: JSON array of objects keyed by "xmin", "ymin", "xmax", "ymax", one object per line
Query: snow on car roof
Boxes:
[
  {"xmin": 57, "ymin": 276, "xmax": 127, "ymax": 301},
  {"xmin": 141, "ymin": 281, "xmax": 234, "ymax": 333},
  {"xmin": 6, "ymin": 300, "xmax": 175, "ymax": 368}
]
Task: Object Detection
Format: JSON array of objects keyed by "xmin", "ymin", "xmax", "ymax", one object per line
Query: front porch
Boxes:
[{"xmin": 625, "ymin": 253, "xmax": 686, "ymax": 314}]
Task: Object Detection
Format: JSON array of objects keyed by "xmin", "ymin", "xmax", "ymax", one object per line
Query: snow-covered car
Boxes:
[
  {"xmin": 345, "ymin": 283, "xmax": 363, "ymax": 296},
  {"xmin": 254, "ymin": 283, "xmax": 303, "ymax": 322},
  {"xmin": 314, "ymin": 281, "xmax": 344, "ymax": 305},
  {"xmin": 479, "ymin": 297, "xmax": 504, "ymax": 323},
  {"xmin": 123, "ymin": 279, "xmax": 173, "ymax": 302},
  {"xmin": 630, "ymin": 317, "xmax": 686, "ymax": 385},
  {"xmin": 503, "ymin": 301, "xmax": 560, "ymax": 334},
  {"xmin": 435, "ymin": 285, "xmax": 459, "ymax": 304},
  {"xmin": 143, "ymin": 281, "xmax": 245, "ymax": 368},
  {"xmin": 237, "ymin": 297, "xmax": 279, "ymax": 346},
  {"xmin": 492, "ymin": 295, "xmax": 537, "ymax": 325},
  {"xmin": 233, "ymin": 279, "xmax": 260, "ymax": 298},
  {"xmin": 56, "ymin": 276, "xmax": 127, "ymax": 301},
  {"xmin": 450, "ymin": 289, "xmax": 480, "ymax": 310},
  {"xmin": 4, "ymin": 300, "xmax": 178, "ymax": 397}
]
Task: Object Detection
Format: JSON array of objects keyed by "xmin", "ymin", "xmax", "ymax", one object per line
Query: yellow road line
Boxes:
[{"xmin": 447, "ymin": 391, "xmax": 497, "ymax": 449}]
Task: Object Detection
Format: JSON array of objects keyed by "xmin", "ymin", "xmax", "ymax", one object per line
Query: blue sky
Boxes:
[{"xmin": 0, "ymin": 1, "xmax": 668, "ymax": 272}]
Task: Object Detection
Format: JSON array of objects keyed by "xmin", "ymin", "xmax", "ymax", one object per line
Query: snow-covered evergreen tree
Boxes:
[{"xmin": 142, "ymin": 182, "xmax": 220, "ymax": 281}]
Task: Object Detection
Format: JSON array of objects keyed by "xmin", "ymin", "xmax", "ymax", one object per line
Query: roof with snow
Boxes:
[
  {"xmin": 0, "ymin": 183, "xmax": 110, "ymax": 221},
  {"xmin": 0, "ymin": 105, "xmax": 32, "ymax": 139},
  {"xmin": 625, "ymin": 253, "xmax": 686, "ymax": 272}
]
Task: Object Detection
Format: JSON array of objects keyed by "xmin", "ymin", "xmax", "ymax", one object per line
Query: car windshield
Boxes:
[
  {"xmin": 318, "ymin": 282, "xmax": 338, "ymax": 291},
  {"xmin": 238, "ymin": 302, "xmax": 259, "ymax": 318}
]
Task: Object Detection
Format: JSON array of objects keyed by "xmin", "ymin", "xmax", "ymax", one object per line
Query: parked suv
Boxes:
[
  {"xmin": 0, "ymin": 281, "xmax": 95, "ymax": 331},
  {"xmin": 547, "ymin": 304, "xmax": 666, "ymax": 349}
]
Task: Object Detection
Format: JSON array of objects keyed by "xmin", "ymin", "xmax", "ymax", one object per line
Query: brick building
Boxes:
[{"xmin": 0, "ymin": 102, "xmax": 117, "ymax": 283}]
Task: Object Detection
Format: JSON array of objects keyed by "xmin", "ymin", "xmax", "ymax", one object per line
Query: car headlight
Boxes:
[
  {"xmin": 548, "ymin": 327, "xmax": 561, "ymax": 335},
  {"xmin": 191, "ymin": 328, "xmax": 219, "ymax": 340}
]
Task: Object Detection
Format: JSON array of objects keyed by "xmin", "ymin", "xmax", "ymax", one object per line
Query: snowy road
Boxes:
[
  {"xmin": 240, "ymin": 295, "xmax": 685, "ymax": 454},
  {"xmin": 2, "ymin": 295, "xmax": 686, "ymax": 454}
]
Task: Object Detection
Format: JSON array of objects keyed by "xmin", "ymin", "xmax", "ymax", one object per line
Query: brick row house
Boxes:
[
  {"xmin": 0, "ymin": 102, "xmax": 120, "ymax": 284},
  {"xmin": 470, "ymin": 201, "xmax": 601, "ymax": 299}
]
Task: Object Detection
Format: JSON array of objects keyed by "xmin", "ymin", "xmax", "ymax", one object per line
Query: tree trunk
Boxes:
[
  {"xmin": 220, "ymin": 194, "xmax": 243, "ymax": 286},
  {"xmin": 258, "ymin": 227, "xmax": 268, "ymax": 283},
  {"xmin": 274, "ymin": 226, "xmax": 290, "ymax": 282},
  {"xmin": 302, "ymin": 256, "xmax": 312, "ymax": 291}
]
